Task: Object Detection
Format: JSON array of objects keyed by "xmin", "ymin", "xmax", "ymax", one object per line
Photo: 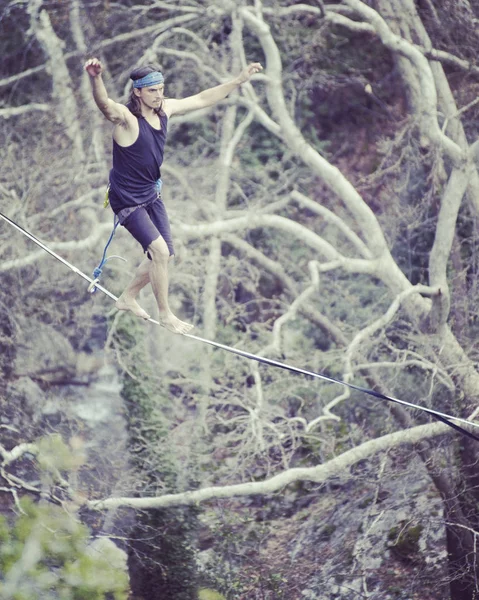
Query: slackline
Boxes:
[{"xmin": 2, "ymin": 210, "xmax": 479, "ymax": 443}]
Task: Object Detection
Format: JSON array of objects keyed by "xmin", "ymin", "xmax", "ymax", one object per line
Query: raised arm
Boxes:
[
  {"xmin": 84, "ymin": 58, "xmax": 131, "ymax": 125},
  {"xmin": 164, "ymin": 62, "xmax": 263, "ymax": 117}
]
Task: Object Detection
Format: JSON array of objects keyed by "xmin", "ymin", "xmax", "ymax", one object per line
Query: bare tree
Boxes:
[{"xmin": 4, "ymin": 0, "xmax": 479, "ymax": 598}]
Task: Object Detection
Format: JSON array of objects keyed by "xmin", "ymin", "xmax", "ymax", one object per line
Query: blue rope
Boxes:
[{"xmin": 90, "ymin": 215, "xmax": 120, "ymax": 293}]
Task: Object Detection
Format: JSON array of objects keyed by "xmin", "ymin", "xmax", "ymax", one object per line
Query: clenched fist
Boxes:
[
  {"xmin": 237, "ymin": 62, "xmax": 263, "ymax": 84},
  {"xmin": 84, "ymin": 58, "xmax": 103, "ymax": 78}
]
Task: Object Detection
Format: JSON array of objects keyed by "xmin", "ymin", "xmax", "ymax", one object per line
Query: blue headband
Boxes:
[{"xmin": 132, "ymin": 71, "xmax": 164, "ymax": 88}]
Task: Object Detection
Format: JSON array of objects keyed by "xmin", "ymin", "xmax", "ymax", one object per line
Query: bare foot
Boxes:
[
  {"xmin": 159, "ymin": 312, "xmax": 194, "ymax": 335},
  {"xmin": 116, "ymin": 295, "xmax": 151, "ymax": 320}
]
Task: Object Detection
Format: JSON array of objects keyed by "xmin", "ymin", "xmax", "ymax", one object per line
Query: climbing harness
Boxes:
[
  {"xmin": 2, "ymin": 209, "xmax": 479, "ymax": 443},
  {"xmin": 89, "ymin": 178, "xmax": 163, "ymax": 293}
]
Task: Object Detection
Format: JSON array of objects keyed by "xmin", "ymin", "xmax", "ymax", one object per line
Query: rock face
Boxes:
[
  {"xmin": 14, "ymin": 321, "xmax": 77, "ymax": 381},
  {"xmin": 197, "ymin": 455, "xmax": 448, "ymax": 600},
  {"xmin": 13, "ymin": 319, "xmax": 105, "ymax": 386},
  {"xmin": 290, "ymin": 467, "xmax": 446, "ymax": 599},
  {"xmin": 3, "ymin": 348, "xmax": 133, "ymax": 534}
]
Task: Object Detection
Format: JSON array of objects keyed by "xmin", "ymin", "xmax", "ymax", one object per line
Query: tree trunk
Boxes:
[{"xmin": 373, "ymin": 2, "xmax": 479, "ymax": 595}]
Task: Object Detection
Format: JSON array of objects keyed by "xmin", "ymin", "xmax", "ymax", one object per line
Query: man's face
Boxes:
[{"xmin": 135, "ymin": 83, "xmax": 164, "ymax": 109}]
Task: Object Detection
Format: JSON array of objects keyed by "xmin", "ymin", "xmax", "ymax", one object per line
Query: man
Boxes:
[{"xmin": 84, "ymin": 57, "xmax": 263, "ymax": 334}]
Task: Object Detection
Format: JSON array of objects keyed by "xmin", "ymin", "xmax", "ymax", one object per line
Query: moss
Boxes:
[
  {"xmin": 198, "ymin": 589, "xmax": 226, "ymax": 600},
  {"xmin": 115, "ymin": 314, "xmax": 200, "ymax": 600},
  {"xmin": 387, "ymin": 585, "xmax": 402, "ymax": 596},
  {"xmin": 358, "ymin": 495, "xmax": 374, "ymax": 509},
  {"xmin": 318, "ymin": 523, "xmax": 336, "ymax": 541},
  {"xmin": 387, "ymin": 522, "xmax": 423, "ymax": 563}
]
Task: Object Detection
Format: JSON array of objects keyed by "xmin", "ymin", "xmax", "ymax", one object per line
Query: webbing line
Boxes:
[{"xmin": 2, "ymin": 210, "xmax": 479, "ymax": 443}]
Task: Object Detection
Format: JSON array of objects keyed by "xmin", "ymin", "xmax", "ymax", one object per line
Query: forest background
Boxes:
[{"xmin": 2, "ymin": 0, "xmax": 479, "ymax": 599}]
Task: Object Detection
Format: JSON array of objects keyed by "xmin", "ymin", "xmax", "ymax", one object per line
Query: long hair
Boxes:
[{"xmin": 127, "ymin": 65, "xmax": 165, "ymax": 118}]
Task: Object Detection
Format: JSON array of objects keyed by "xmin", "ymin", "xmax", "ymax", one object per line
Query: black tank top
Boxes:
[{"xmin": 108, "ymin": 112, "xmax": 168, "ymax": 212}]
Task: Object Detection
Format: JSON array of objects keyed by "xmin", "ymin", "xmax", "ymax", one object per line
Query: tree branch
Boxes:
[
  {"xmin": 29, "ymin": 8, "xmax": 85, "ymax": 160},
  {"xmin": 0, "ymin": 104, "xmax": 49, "ymax": 118},
  {"xmin": 88, "ymin": 421, "xmax": 450, "ymax": 510},
  {"xmin": 342, "ymin": 0, "xmax": 463, "ymax": 165},
  {"xmin": 176, "ymin": 213, "xmax": 375, "ymax": 272},
  {"xmin": 0, "ymin": 442, "xmax": 38, "ymax": 466},
  {"xmin": 290, "ymin": 191, "xmax": 373, "ymax": 259},
  {"xmin": 240, "ymin": 6, "xmax": 394, "ymax": 260},
  {"xmin": 224, "ymin": 234, "xmax": 348, "ymax": 345},
  {"xmin": 344, "ymin": 284, "xmax": 440, "ymax": 379},
  {"xmin": 428, "ymin": 164, "xmax": 473, "ymax": 331},
  {"xmin": 262, "ymin": 261, "xmax": 320, "ymax": 356}
]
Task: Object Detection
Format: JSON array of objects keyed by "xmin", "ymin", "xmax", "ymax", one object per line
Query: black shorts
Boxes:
[{"xmin": 120, "ymin": 198, "xmax": 174, "ymax": 258}]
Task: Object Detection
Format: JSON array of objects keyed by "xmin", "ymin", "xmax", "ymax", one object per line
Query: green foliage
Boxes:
[
  {"xmin": 0, "ymin": 498, "xmax": 129, "ymax": 600},
  {"xmin": 36, "ymin": 434, "xmax": 85, "ymax": 474}
]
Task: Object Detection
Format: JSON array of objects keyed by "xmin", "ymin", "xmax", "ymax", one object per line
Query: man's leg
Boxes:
[
  {"xmin": 148, "ymin": 236, "xmax": 193, "ymax": 334},
  {"xmin": 116, "ymin": 258, "xmax": 151, "ymax": 320}
]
